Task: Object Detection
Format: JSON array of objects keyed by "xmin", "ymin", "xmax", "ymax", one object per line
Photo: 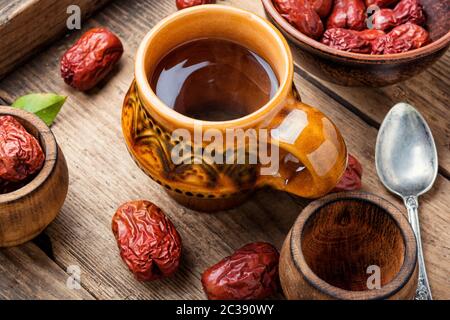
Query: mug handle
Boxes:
[{"xmin": 258, "ymin": 92, "xmax": 348, "ymax": 198}]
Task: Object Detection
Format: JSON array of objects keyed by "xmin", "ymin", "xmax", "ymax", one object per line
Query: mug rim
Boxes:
[
  {"xmin": 290, "ymin": 192, "xmax": 418, "ymax": 300},
  {"xmin": 135, "ymin": 4, "xmax": 293, "ymax": 129}
]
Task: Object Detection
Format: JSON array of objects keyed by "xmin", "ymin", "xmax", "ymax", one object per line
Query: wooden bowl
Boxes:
[
  {"xmin": 262, "ymin": 0, "xmax": 450, "ymax": 87},
  {"xmin": 0, "ymin": 106, "xmax": 69, "ymax": 247},
  {"xmin": 280, "ymin": 192, "xmax": 418, "ymax": 299}
]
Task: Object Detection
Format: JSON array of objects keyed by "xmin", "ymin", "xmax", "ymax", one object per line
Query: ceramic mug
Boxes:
[{"xmin": 122, "ymin": 5, "xmax": 347, "ymax": 212}]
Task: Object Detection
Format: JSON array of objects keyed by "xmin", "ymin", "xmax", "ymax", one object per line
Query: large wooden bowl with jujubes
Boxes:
[
  {"xmin": 262, "ymin": 0, "xmax": 450, "ymax": 87},
  {"xmin": 0, "ymin": 106, "xmax": 69, "ymax": 247}
]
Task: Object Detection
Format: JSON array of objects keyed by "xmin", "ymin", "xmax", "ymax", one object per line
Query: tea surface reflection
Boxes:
[{"xmin": 150, "ymin": 38, "xmax": 279, "ymax": 121}]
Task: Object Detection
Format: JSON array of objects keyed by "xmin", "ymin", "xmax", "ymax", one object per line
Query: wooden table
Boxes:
[{"xmin": 0, "ymin": 0, "xmax": 448, "ymax": 300}]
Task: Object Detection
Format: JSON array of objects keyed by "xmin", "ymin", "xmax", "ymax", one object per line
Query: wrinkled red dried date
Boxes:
[
  {"xmin": 61, "ymin": 28, "xmax": 124, "ymax": 91},
  {"xmin": 202, "ymin": 242, "xmax": 279, "ymax": 300},
  {"xmin": 273, "ymin": 0, "xmax": 324, "ymax": 39},
  {"xmin": 370, "ymin": 0, "xmax": 425, "ymax": 31},
  {"xmin": 322, "ymin": 28, "xmax": 385, "ymax": 53},
  {"xmin": 327, "ymin": 0, "xmax": 366, "ymax": 31},
  {"xmin": 365, "ymin": 0, "xmax": 399, "ymax": 7},
  {"xmin": 322, "ymin": 29, "xmax": 371, "ymax": 53},
  {"xmin": 112, "ymin": 200, "xmax": 182, "ymax": 281},
  {"xmin": 372, "ymin": 23, "xmax": 430, "ymax": 54},
  {"xmin": 359, "ymin": 29, "xmax": 386, "ymax": 41},
  {"xmin": 273, "ymin": 0, "xmax": 294, "ymax": 14},
  {"xmin": 370, "ymin": 9, "xmax": 397, "ymax": 31},
  {"xmin": 332, "ymin": 154, "xmax": 363, "ymax": 192},
  {"xmin": 309, "ymin": 0, "xmax": 333, "ymax": 17},
  {"xmin": 0, "ymin": 116, "xmax": 45, "ymax": 183},
  {"xmin": 176, "ymin": 0, "xmax": 215, "ymax": 10},
  {"xmin": 393, "ymin": 0, "xmax": 425, "ymax": 25}
]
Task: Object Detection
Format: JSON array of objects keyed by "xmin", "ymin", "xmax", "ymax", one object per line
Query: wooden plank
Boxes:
[
  {"xmin": 0, "ymin": 243, "xmax": 94, "ymax": 299},
  {"xmin": 0, "ymin": 0, "xmax": 111, "ymax": 79},
  {"xmin": 0, "ymin": 1, "xmax": 10, "ymax": 8},
  {"xmin": 0, "ymin": 0, "xmax": 448, "ymax": 300}
]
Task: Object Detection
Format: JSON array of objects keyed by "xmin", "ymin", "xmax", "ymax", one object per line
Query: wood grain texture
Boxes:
[
  {"xmin": 0, "ymin": 0, "xmax": 111, "ymax": 79},
  {"xmin": 0, "ymin": 1, "xmax": 11, "ymax": 9},
  {"xmin": 0, "ymin": 242, "xmax": 93, "ymax": 299},
  {"xmin": 0, "ymin": 0, "xmax": 448, "ymax": 300}
]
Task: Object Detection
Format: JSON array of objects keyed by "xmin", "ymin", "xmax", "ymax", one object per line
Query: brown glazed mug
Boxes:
[{"xmin": 122, "ymin": 5, "xmax": 347, "ymax": 212}]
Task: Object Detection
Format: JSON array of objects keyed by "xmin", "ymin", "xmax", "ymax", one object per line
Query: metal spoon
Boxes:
[{"xmin": 375, "ymin": 102, "xmax": 437, "ymax": 300}]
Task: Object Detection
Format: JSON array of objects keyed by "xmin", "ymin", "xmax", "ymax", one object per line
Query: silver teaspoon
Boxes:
[{"xmin": 375, "ymin": 102, "xmax": 437, "ymax": 300}]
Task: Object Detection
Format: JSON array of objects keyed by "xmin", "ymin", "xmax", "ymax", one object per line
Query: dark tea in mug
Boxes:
[{"xmin": 150, "ymin": 38, "xmax": 279, "ymax": 121}]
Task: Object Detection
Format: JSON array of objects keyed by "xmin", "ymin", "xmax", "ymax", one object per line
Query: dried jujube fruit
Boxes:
[
  {"xmin": 327, "ymin": 0, "xmax": 367, "ymax": 31},
  {"xmin": 372, "ymin": 22, "xmax": 430, "ymax": 54},
  {"xmin": 332, "ymin": 154, "xmax": 363, "ymax": 192},
  {"xmin": 275, "ymin": 0, "xmax": 431, "ymax": 55},
  {"xmin": 365, "ymin": 0, "xmax": 399, "ymax": 8},
  {"xmin": 176, "ymin": 0, "xmax": 215, "ymax": 10},
  {"xmin": 322, "ymin": 28, "xmax": 385, "ymax": 53},
  {"xmin": 201, "ymin": 242, "xmax": 280, "ymax": 300},
  {"xmin": 273, "ymin": 0, "xmax": 324, "ymax": 39},
  {"xmin": 0, "ymin": 115, "xmax": 45, "ymax": 183},
  {"xmin": 370, "ymin": 0, "xmax": 426, "ymax": 31},
  {"xmin": 61, "ymin": 27, "xmax": 124, "ymax": 91},
  {"xmin": 309, "ymin": 0, "xmax": 334, "ymax": 18},
  {"xmin": 112, "ymin": 200, "xmax": 182, "ymax": 281}
]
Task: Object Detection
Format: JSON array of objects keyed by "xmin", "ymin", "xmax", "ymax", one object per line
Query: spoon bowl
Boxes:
[{"xmin": 376, "ymin": 103, "xmax": 438, "ymax": 198}]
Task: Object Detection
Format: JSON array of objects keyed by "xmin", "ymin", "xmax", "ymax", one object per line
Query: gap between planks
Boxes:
[{"xmin": 32, "ymin": 234, "xmax": 100, "ymax": 300}]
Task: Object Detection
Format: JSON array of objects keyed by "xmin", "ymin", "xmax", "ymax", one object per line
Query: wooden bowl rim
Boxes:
[
  {"xmin": 262, "ymin": 0, "xmax": 450, "ymax": 63},
  {"xmin": 290, "ymin": 191, "xmax": 417, "ymax": 300},
  {"xmin": 0, "ymin": 106, "xmax": 58, "ymax": 203}
]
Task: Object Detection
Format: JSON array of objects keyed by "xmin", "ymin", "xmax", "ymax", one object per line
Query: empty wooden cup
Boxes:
[
  {"xmin": 0, "ymin": 106, "xmax": 69, "ymax": 247},
  {"xmin": 280, "ymin": 192, "xmax": 418, "ymax": 300}
]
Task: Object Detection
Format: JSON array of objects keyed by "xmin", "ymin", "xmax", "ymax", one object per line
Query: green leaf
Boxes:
[{"xmin": 12, "ymin": 93, "xmax": 67, "ymax": 126}]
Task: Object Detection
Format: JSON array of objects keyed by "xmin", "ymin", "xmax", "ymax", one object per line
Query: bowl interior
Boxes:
[{"xmin": 301, "ymin": 199, "xmax": 405, "ymax": 291}]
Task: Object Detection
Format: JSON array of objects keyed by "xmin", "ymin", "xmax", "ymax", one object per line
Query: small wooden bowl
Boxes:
[
  {"xmin": 0, "ymin": 106, "xmax": 69, "ymax": 247},
  {"xmin": 262, "ymin": 0, "xmax": 450, "ymax": 87},
  {"xmin": 280, "ymin": 192, "xmax": 418, "ymax": 300}
]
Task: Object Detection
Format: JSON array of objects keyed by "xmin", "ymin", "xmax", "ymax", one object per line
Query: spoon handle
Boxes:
[{"xmin": 404, "ymin": 196, "xmax": 433, "ymax": 300}]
